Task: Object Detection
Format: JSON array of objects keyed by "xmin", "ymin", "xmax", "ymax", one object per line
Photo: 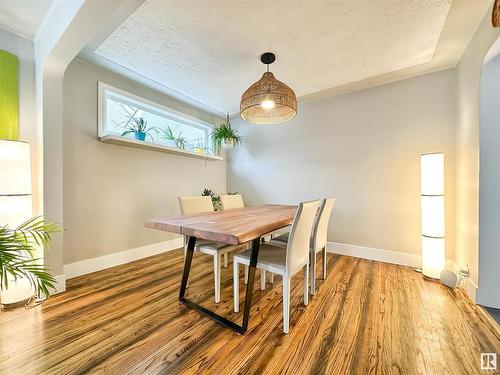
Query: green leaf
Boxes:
[{"xmin": 0, "ymin": 217, "xmax": 60, "ymax": 298}]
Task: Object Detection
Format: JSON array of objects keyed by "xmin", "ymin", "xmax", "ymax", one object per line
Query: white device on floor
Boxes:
[{"xmin": 440, "ymin": 270, "xmax": 458, "ymax": 288}]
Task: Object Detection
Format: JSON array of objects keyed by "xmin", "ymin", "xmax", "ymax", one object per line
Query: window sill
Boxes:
[{"xmin": 99, "ymin": 135, "xmax": 223, "ymax": 161}]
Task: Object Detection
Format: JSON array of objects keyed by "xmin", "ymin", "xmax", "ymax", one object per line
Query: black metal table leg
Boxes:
[
  {"xmin": 241, "ymin": 238, "xmax": 260, "ymax": 330},
  {"xmin": 179, "ymin": 236, "xmax": 196, "ymax": 299},
  {"xmin": 178, "ymin": 236, "xmax": 261, "ymax": 334}
]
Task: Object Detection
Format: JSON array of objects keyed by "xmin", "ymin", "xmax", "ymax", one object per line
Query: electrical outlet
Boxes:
[{"xmin": 459, "ymin": 266, "xmax": 470, "ymax": 278}]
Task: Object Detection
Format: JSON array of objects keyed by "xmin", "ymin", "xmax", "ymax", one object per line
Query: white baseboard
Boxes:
[
  {"xmin": 448, "ymin": 260, "xmax": 477, "ymax": 303},
  {"xmin": 327, "ymin": 241, "xmax": 457, "ymax": 273},
  {"xmin": 63, "ymin": 237, "xmax": 184, "ymax": 279},
  {"xmin": 326, "ymin": 241, "xmax": 421, "ymax": 268},
  {"xmin": 463, "ymin": 277, "xmax": 478, "ymax": 303},
  {"xmin": 53, "ymin": 274, "xmax": 66, "ymax": 294}
]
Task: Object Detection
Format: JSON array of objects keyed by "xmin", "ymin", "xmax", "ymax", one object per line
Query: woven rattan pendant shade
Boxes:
[{"xmin": 240, "ymin": 53, "xmax": 297, "ymax": 125}]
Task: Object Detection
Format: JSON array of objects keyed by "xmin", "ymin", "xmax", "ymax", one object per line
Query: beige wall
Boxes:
[
  {"xmin": 454, "ymin": 4, "xmax": 500, "ymax": 293},
  {"xmin": 228, "ymin": 69, "xmax": 456, "ymax": 260},
  {"xmin": 478, "ymin": 53, "xmax": 500, "ymax": 308},
  {"xmin": 63, "ymin": 59, "xmax": 225, "ymax": 265}
]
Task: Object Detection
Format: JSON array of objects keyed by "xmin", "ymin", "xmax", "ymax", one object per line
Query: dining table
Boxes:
[{"xmin": 145, "ymin": 204, "xmax": 297, "ymax": 334}]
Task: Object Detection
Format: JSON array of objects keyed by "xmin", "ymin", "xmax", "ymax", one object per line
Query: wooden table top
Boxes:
[{"xmin": 145, "ymin": 204, "xmax": 297, "ymax": 245}]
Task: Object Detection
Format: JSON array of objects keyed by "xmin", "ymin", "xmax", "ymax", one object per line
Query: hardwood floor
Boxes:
[{"xmin": 1, "ymin": 249, "xmax": 498, "ymax": 374}]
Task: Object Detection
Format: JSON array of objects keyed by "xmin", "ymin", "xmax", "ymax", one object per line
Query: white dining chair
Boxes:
[
  {"xmin": 219, "ymin": 194, "xmax": 244, "ymax": 269},
  {"xmin": 179, "ymin": 196, "xmax": 247, "ymax": 303},
  {"xmin": 219, "ymin": 194, "xmax": 244, "ymax": 210},
  {"xmin": 271, "ymin": 197, "xmax": 335, "ymax": 295},
  {"xmin": 233, "ymin": 200, "xmax": 320, "ymax": 333},
  {"xmin": 220, "ymin": 194, "xmax": 271, "ymax": 290}
]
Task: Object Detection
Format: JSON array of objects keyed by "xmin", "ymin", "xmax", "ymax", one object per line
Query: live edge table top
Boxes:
[{"xmin": 145, "ymin": 204, "xmax": 297, "ymax": 245}]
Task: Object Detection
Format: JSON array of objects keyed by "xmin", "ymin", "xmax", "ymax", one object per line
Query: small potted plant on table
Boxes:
[{"xmin": 202, "ymin": 188, "xmax": 222, "ymax": 210}]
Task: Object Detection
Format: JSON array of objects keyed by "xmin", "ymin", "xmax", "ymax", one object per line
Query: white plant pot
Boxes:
[{"xmin": 222, "ymin": 140, "xmax": 235, "ymax": 149}]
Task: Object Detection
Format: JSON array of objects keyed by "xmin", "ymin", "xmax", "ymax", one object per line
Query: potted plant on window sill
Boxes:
[
  {"xmin": 121, "ymin": 117, "xmax": 156, "ymax": 142},
  {"xmin": 212, "ymin": 113, "xmax": 242, "ymax": 155},
  {"xmin": 157, "ymin": 126, "xmax": 188, "ymax": 150}
]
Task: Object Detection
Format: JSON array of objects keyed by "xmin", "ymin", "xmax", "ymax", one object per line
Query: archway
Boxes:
[{"xmin": 36, "ymin": 0, "xmax": 143, "ymax": 291}]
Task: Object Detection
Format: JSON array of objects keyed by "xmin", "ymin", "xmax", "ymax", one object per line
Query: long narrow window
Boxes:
[{"xmin": 98, "ymin": 82, "xmax": 214, "ymax": 155}]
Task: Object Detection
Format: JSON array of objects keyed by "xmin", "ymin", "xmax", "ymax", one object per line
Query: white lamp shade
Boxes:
[
  {"xmin": 0, "ymin": 140, "xmax": 34, "ymax": 305},
  {"xmin": 0, "ymin": 195, "xmax": 33, "ymax": 228},
  {"xmin": 422, "ymin": 236, "xmax": 445, "ymax": 279},
  {"xmin": 420, "ymin": 152, "xmax": 445, "ymax": 280},
  {"xmin": 421, "ymin": 153, "xmax": 444, "ymax": 196},
  {"xmin": 0, "ymin": 194, "xmax": 35, "ymax": 303},
  {"xmin": 0, "ymin": 140, "xmax": 32, "ymax": 195},
  {"xmin": 421, "ymin": 195, "xmax": 445, "ymax": 237}
]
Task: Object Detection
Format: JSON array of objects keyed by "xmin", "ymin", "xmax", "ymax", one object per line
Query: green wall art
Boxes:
[{"xmin": 0, "ymin": 49, "xmax": 19, "ymax": 140}]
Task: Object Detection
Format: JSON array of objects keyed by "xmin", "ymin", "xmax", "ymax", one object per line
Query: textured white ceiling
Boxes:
[
  {"xmin": 0, "ymin": 0, "xmax": 53, "ymax": 39},
  {"xmin": 94, "ymin": 0, "xmax": 453, "ymax": 114}
]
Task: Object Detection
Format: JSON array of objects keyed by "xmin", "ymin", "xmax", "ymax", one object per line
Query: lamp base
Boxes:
[
  {"xmin": 421, "ymin": 268, "xmax": 443, "ymax": 279},
  {"xmin": 1, "ymin": 297, "xmax": 31, "ymax": 310},
  {"xmin": 0, "ymin": 284, "xmax": 33, "ymax": 309},
  {"xmin": 421, "ymin": 274, "xmax": 440, "ymax": 281}
]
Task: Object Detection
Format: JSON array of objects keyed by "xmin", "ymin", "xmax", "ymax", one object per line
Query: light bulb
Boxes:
[{"xmin": 261, "ymin": 99, "xmax": 275, "ymax": 110}]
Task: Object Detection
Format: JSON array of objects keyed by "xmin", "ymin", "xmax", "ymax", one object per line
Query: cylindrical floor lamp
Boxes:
[
  {"xmin": 0, "ymin": 139, "xmax": 34, "ymax": 305},
  {"xmin": 420, "ymin": 152, "xmax": 445, "ymax": 279}
]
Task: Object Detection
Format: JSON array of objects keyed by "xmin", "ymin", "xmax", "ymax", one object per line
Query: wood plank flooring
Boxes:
[{"xmin": 0, "ymin": 249, "xmax": 498, "ymax": 374}]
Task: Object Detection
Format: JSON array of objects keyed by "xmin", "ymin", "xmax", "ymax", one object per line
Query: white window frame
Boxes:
[{"xmin": 98, "ymin": 82, "xmax": 218, "ymax": 158}]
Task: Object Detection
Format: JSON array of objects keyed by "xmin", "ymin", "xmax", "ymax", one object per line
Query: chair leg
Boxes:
[
  {"xmin": 233, "ymin": 259, "xmax": 239, "ymax": 312},
  {"xmin": 283, "ymin": 276, "xmax": 290, "ymax": 334},
  {"xmin": 260, "ymin": 270, "xmax": 266, "ymax": 290},
  {"xmin": 322, "ymin": 247, "xmax": 327, "ymax": 280},
  {"xmin": 214, "ymin": 253, "xmax": 221, "ymax": 303},
  {"xmin": 270, "ymin": 272, "xmax": 274, "ymax": 284},
  {"xmin": 310, "ymin": 251, "xmax": 317, "ymax": 295},
  {"xmin": 303, "ymin": 264, "xmax": 309, "ymax": 305},
  {"xmin": 224, "ymin": 253, "xmax": 228, "ymax": 268},
  {"xmin": 244, "ymin": 265, "xmax": 249, "ymax": 284}
]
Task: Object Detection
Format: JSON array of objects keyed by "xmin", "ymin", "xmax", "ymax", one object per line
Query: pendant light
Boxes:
[
  {"xmin": 493, "ymin": 0, "xmax": 500, "ymax": 27},
  {"xmin": 240, "ymin": 52, "xmax": 297, "ymax": 125}
]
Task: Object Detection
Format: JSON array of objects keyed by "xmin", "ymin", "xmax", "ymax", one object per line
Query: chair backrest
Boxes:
[
  {"xmin": 178, "ymin": 196, "xmax": 214, "ymax": 214},
  {"xmin": 286, "ymin": 200, "xmax": 321, "ymax": 275},
  {"xmin": 311, "ymin": 198, "xmax": 336, "ymax": 253},
  {"xmin": 220, "ymin": 194, "xmax": 244, "ymax": 210}
]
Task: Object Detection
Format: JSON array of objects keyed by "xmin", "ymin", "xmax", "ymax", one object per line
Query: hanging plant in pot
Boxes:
[
  {"xmin": 211, "ymin": 114, "xmax": 242, "ymax": 155},
  {"xmin": 121, "ymin": 117, "xmax": 156, "ymax": 142}
]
